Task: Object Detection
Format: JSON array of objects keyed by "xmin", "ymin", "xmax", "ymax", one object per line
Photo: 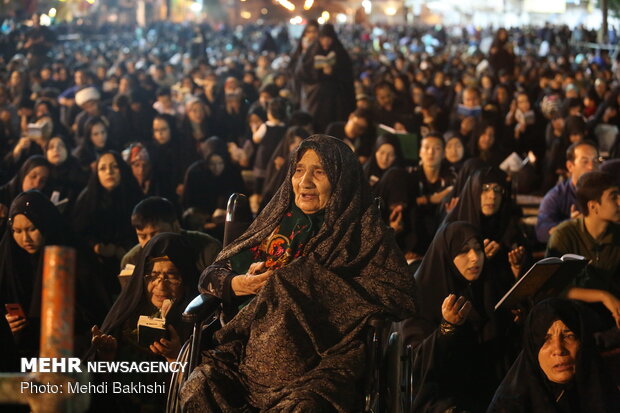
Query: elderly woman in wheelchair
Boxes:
[{"xmin": 180, "ymin": 135, "xmax": 416, "ymax": 412}]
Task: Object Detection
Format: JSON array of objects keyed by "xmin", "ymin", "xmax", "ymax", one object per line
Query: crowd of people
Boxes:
[{"xmin": 1, "ymin": 13, "xmax": 620, "ymax": 412}]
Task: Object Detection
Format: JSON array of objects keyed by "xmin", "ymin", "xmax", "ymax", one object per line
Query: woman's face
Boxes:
[
  {"xmin": 248, "ymin": 113, "xmax": 263, "ymax": 131},
  {"xmin": 97, "ymin": 153, "xmax": 121, "ymax": 191},
  {"xmin": 22, "ymin": 166, "xmax": 49, "ymax": 192},
  {"xmin": 319, "ymin": 36, "xmax": 333, "ymax": 51},
  {"xmin": 152, "ymin": 118, "xmax": 171, "ymax": 145},
  {"xmin": 288, "ymin": 136, "xmax": 303, "ymax": 153},
  {"xmin": 292, "ymin": 149, "xmax": 332, "ymax": 214},
  {"xmin": 375, "ymin": 143, "xmax": 396, "ymax": 170},
  {"xmin": 304, "ymin": 25, "xmax": 319, "ymax": 43},
  {"xmin": 188, "ymin": 102, "xmax": 205, "ymax": 124},
  {"xmin": 452, "ymin": 238, "xmax": 484, "ymax": 281},
  {"xmin": 478, "ymin": 127, "xmax": 495, "ymax": 151},
  {"xmin": 445, "ymin": 138, "xmax": 464, "ymax": 164},
  {"xmin": 419, "ymin": 137, "xmax": 444, "ymax": 167},
  {"xmin": 480, "ymin": 182, "xmax": 503, "ymax": 216},
  {"xmin": 146, "ymin": 259, "xmax": 184, "ymax": 309},
  {"xmin": 90, "ymin": 122, "xmax": 107, "ymax": 149},
  {"xmin": 208, "ymin": 154, "xmax": 225, "ymax": 176},
  {"xmin": 538, "ymin": 320, "xmax": 580, "ymax": 384},
  {"xmin": 496, "ymin": 87, "xmax": 508, "ymax": 104},
  {"xmin": 12, "ymin": 214, "xmax": 44, "ymax": 254},
  {"xmin": 47, "ymin": 137, "xmax": 68, "ymax": 165}
]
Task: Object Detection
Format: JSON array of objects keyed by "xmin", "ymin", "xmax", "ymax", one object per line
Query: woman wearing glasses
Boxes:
[
  {"xmin": 89, "ymin": 233, "xmax": 200, "ymax": 411},
  {"xmin": 445, "ymin": 167, "xmax": 529, "ymax": 281}
]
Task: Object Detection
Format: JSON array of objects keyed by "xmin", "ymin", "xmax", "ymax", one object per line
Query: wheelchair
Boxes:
[{"xmin": 165, "ymin": 194, "xmax": 412, "ymax": 413}]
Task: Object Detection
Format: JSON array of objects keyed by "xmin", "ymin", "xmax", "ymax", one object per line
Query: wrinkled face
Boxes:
[
  {"xmin": 452, "ymin": 238, "xmax": 484, "ymax": 281},
  {"xmin": 375, "ymin": 87, "xmax": 394, "ymax": 109},
  {"xmin": 419, "ymin": 137, "xmax": 444, "ymax": 167},
  {"xmin": 375, "ymin": 143, "xmax": 396, "ymax": 170},
  {"xmin": 145, "ymin": 259, "xmax": 184, "ymax": 309},
  {"xmin": 90, "ymin": 122, "xmax": 107, "ymax": 149},
  {"xmin": 12, "ymin": 214, "xmax": 44, "ymax": 254},
  {"xmin": 131, "ymin": 159, "xmax": 151, "ymax": 184},
  {"xmin": 591, "ymin": 187, "xmax": 620, "ymax": 222},
  {"xmin": 97, "ymin": 153, "xmax": 121, "ymax": 191},
  {"xmin": 480, "ymin": 182, "xmax": 504, "ymax": 216},
  {"xmin": 319, "ymin": 35, "xmax": 333, "ymax": 51},
  {"xmin": 22, "ymin": 166, "xmax": 49, "ymax": 192},
  {"xmin": 47, "ymin": 137, "xmax": 68, "ymax": 165},
  {"xmin": 153, "ymin": 118, "xmax": 171, "ymax": 145},
  {"xmin": 188, "ymin": 102, "xmax": 205, "ymax": 124},
  {"xmin": 445, "ymin": 138, "xmax": 464, "ymax": 164},
  {"xmin": 538, "ymin": 320, "xmax": 580, "ymax": 384},
  {"xmin": 478, "ymin": 126, "xmax": 495, "ymax": 151},
  {"xmin": 208, "ymin": 154, "xmax": 225, "ymax": 176},
  {"xmin": 567, "ymin": 145, "xmax": 598, "ymax": 184},
  {"xmin": 136, "ymin": 222, "xmax": 175, "ymax": 248},
  {"xmin": 292, "ymin": 149, "xmax": 332, "ymax": 214}
]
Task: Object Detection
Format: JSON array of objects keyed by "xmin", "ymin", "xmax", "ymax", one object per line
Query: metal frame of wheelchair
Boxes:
[{"xmin": 165, "ymin": 194, "xmax": 413, "ymax": 413}]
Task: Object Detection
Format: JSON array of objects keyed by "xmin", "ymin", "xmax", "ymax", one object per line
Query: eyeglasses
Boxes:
[
  {"xmin": 144, "ymin": 272, "xmax": 182, "ymax": 287},
  {"xmin": 481, "ymin": 184, "xmax": 505, "ymax": 194}
]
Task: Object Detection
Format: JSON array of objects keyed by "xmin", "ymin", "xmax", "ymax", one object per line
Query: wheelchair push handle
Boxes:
[{"xmin": 182, "ymin": 294, "xmax": 222, "ymax": 324}]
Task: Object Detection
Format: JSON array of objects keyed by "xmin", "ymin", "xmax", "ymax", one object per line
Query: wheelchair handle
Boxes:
[{"xmin": 182, "ymin": 294, "xmax": 222, "ymax": 324}]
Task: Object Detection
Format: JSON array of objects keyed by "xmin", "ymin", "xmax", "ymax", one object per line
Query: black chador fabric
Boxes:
[
  {"xmin": 0, "ymin": 190, "xmax": 110, "ymax": 357},
  {"xmin": 0, "ymin": 155, "xmax": 50, "ymax": 212},
  {"xmin": 488, "ymin": 298, "xmax": 620, "ymax": 413},
  {"xmin": 403, "ymin": 221, "xmax": 517, "ymax": 413},
  {"xmin": 296, "ymin": 24, "xmax": 355, "ymax": 133},
  {"xmin": 180, "ymin": 135, "xmax": 416, "ymax": 412},
  {"xmin": 47, "ymin": 141, "xmax": 88, "ymax": 214}
]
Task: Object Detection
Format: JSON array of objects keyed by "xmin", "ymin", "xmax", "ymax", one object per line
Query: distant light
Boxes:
[
  {"xmin": 385, "ymin": 6, "xmax": 397, "ymax": 16},
  {"xmin": 40, "ymin": 14, "xmax": 51, "ymax": 26},
  {"xmin": 48, "ymin": 8, "xmax": 57, "ymax": 17},
  {"xmin": 276, "ymin": 0, "xmax": 295, "ymax": 11},
  {"xmin": 336, "ymin": 13, "xmax": 347, "ymax": 23},
  {"xmin": 290, "ymin": 16, "xmax": 303, "ymax": 25},
  {"xmin": 240, "ymin": 11, "xmax": 251, "ymax": 19},
  {"xmin": 261, "ymin": 7, "xmax": 269, "ymax": 14},
  {"xmin": 303, "ymin": 0, "xmax": 314, "ymax": 10},
  {"xmin": 86, "ymin": 0, "xmax": 95, "ymax": 4},
  {"xmin": 317, "ymin": 17, "xmax": 325, "ymax": 24},
  {"xmin": 240, "ymin": 0, "xmax": 247, "ymax": 2},
  {"xmin": 321, "ymin": 11, "xmax": 330, "ymax": 21},
  {"xmin": 190, "ymin": 2, "xmax": 202, "ymax": 12},
  {"xmin": 362, "ymin": 0, "xmax": 371, "ymax": 14}
]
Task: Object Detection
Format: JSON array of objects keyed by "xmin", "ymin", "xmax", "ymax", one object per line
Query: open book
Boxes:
[
  {"xmin": 377, "ymin": 124, "xmax": 419, "ymax": 161},
  {"xmin": 314, "ymin": 51, "xmax": 336, "ymax": 69},
  {"xmin": 499, "ymin": 151, "xmax": 537, "ymax": 173},
  {"xmin": 494, "ymin": 254, "xmax": 586, "ymax": 311},
  {"xmin": 137, "ymin": 299, "xmax": 173, "ymax": 346}
]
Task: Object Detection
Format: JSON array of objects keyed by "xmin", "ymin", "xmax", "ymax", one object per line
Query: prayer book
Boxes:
[
  {"xmin": 137, "ymin": 315, "xmax": 168, "ymax": 346},
  {"xmin": 314, "ymin": 51, "xmax": 336, "ymax": 69},
  {"xmin": 377, "ymin": 124, "xmax": 419, "ymax": 161},
  {"xmin": 494, "ymin": 254, "xmax": 586, "ymax": 311}
]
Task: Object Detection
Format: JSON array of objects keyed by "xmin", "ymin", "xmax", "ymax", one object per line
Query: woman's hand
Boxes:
[
  {"xmin": 91, "ymin": 325, "xmax": 117, "ymax": 361},
  {"xmin": 231, "ymin": 262, "xmax": 274, "ymax": 296},
  {"xmin": 150, "ymin": 325, "xmax": 182, "ymax": 363},
  {"xmin": 483, "ymin": 239, "xmax": 500, "ymax": 259},
  {"xmin": 429, "ymin": 186, "xmax": 454, "ymax": 204},
  {"xmin": 5, "ymin": 313, "xmax": 27, "ymax": 334},
  {"xmin": 508, "ymin": 246, "xmax": 525, "ymax": 278},
  {"xmin": 12, "ymin": 137, "xmax": 31, "ymax": 159},
  {"xmin": 441, "ymin": 294, "xmax": 471, "ymax": 326},
  {"xmin": 389, "ymin": 204, "xmax": 404, "ymax": 233}
]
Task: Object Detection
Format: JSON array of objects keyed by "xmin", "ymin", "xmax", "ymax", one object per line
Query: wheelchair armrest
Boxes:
[{"xmin": 182, "ymin": 294, "xmax": 222, "ymax": 324}]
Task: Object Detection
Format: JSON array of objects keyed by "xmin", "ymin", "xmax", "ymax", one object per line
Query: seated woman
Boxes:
[
  {"xmin": 1, "ymin": 190, "xmax": 109, "ymax": 357},
  {"xmin": 73, "ymin": 116, "xmax": 110, "ymax": 174},
  {"xmin": 72, "ymin": 151, "xmax": 144, "ymax": 296},
  {"xmin": 488, "ymin": 298, "xmax": 620, "ymax": 412},
  {"xmin": 403, "ymin": 221, "xmax": 519, "ymax": 412},
  {"xmin": 90, "ymin": 232, "xmax": 201, "ymax": 412},
  {"xmin": 46, "ymin": 135, "xmax": 88, "ymax": 215},
  {"xmin": 180, "ymin": 135, "xmax": 416, "ymax": 412},
  {"xmin": 444, "ymin": 167, "xmax": 528, "ymax": 281}
]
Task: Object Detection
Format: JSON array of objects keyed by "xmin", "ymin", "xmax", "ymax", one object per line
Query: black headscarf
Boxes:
[
  {"xmin": 99, "ymin": 232, "xmax": 201, "ymax": 336},
  {"xmin": 72, "ymin": 150, "xmax": 143, "ymax": 250},
  {"xmin": 489, "ymin": 298, "xmax": 620, "ymax": 412},
  {"xmin": 445, "ymin": 167, "xmax": 515, "ymax": 245},
  {"xmin": 362, "ymin": 133, "xmax": 405, "ymax": 182},
  {"xmin": 0, "ymin": 155, "xmax": 51, "ymax": 209},
  {"xmin": 0, "ymin": 190, "xmax": 65, "ymax": 318}
]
